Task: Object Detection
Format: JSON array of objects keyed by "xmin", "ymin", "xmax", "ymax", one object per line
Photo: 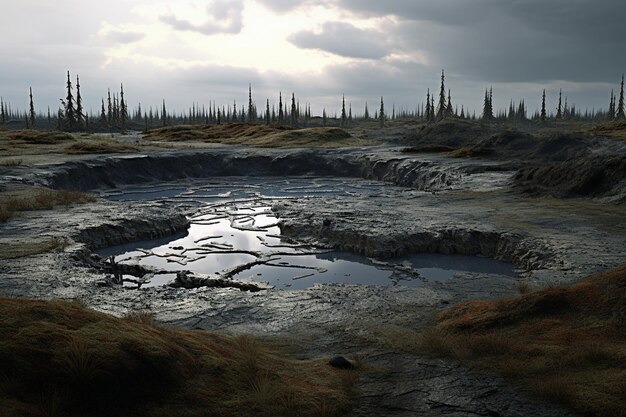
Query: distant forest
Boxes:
[{"xmin": 1, "ymin": 70, "xmax": 624, "ymax": 133}]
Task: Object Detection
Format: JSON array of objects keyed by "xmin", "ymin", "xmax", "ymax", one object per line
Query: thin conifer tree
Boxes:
[
  {"xmin": 0, "ymin": 97, "xmax": 5, "ymax": 125},
  {"xmin": 436, "ymin": 70, "xmax": 447, "ymax": 120},
  {"xmin": 445, "ymin": 89, "xmax": 454, "ymax": 118},
  {"xmin": 28, "ymin": 87, "xmax": 35, "ymax": 128},
  {"xmin": 379, "ymin": 96, "xmax": 385, "ymax": 128},
  {"xmin": 278, "ymin": 92, "xmax": 284, "ymax": 123},
  {"xmin": 76, "ymin": 75, "xmax": 84, "ymax": 128},
  {"xmin": 248, "ymin": 84, "xmax": 255, "ymax": 123},
  {"xmin": 64, "ymin": 71, "xmax": 76, "ymax": 129},
  {"xmin": 340, "ymin": 95, "xmax": 347, "ymax": 126},
  {"xmin": 540, "ymin": 89, "xmax": 547, "ymax": 123},
  {"xmin": 556, "ymin": 89, "xmax": 562, "ymax": 119},
  {"xmin": 120, "ymin": 84, "xmax": 127, "ymax": 130},
  {"xmin": 265, "ymin": 99, "xmax": 270, "ymax": 125},
  {"xmin": 291, "ymin": 93, "xmax": 297, "ymax": 126},
  {"xmin": 617, "ymin": 74, "xmax": 625, "ymax": 119}
]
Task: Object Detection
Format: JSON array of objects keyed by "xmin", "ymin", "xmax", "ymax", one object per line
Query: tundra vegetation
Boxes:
[{"xmin": 0, "ymin": 297, "xmax": 354, "ymax": 417}]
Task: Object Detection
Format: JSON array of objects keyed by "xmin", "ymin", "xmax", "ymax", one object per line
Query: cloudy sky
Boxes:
[{"xmin": 1, "ymin": 0, "xmax": 624, "ymax": 117}]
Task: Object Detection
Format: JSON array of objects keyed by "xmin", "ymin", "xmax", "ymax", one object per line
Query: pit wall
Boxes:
[
  {"xmin": 278, "ymin": 219, "xmax": 551, "ymax": 272},
  {"xmin": 42, "ymin": 150, "xmax": 460, "ymax": 192}
]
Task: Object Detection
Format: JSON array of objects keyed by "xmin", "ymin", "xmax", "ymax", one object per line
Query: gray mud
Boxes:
[{"xmin": 2, "ymin": 146, "xmax": 624, "ymax": 416}]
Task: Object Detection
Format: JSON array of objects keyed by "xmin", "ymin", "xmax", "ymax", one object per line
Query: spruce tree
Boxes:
[
  {"xmin": 445, "ymin": 89, "xmax": 454, "ymax": 118},
  {"xmin": 265, "ymin": 99, "xmax": 270, "ymax": 125},
  {"xmin": 120, "ymin": 84, "xmax": 127, "ymax": 130},
  {"xmin": 248, "ymin": 84, "xmax": 255, "ymax": 123},
  {"xmin": 482, "ymin": 89, "xmax": 493, "ymax": 121},
  {"xmin": 322, "ymin": 108, "xmax": 327, "ymax": 126},
  {"xmin": 556, "ymin": 89, "xmax": 562, "ymax": 119},
  {"xmin": 162, "ymin": 100, "xmax": 167, "ymax": 126},
  {"xmin": 340, "ymin": 95, "xmax": 347, "ymax": 126},
  {"xmin": 47, "ymin": 106, "xmax": 52, "ymax": 128},
  {"xmin": 425, "ymin": 89, "xmax": 432, "ymax": 123},
  {"xmin": 364, "ymin": 102, "xmax": 369, "ymax": 119},
  {"xmin": 608, "ymin": 90, "xmax": 615, "ymax": 120},
  {"xmin": 617, "ymin": 74, "xmax": 625, "ymax": 119},
  {"xmin": 278, "ymin": 92, "xmax": 284, "ymax": 123},
  {"xmin": 436, "ymin": 70, "xmax": 447, "ymax": 120},
  {"xmin": 28, "ymin": 87, "xmax": 35, "ymax": 128},
  {"xmin": 460, "ymin": 105, "xmax": 465, "ymax": 119},
  {"xmin": 107, "ymin": 89, "xmax": 113, "ymax": 126},
  {"xmin": 349, "ymin": 103, "xmax": 352, "ymax": 123},
  {"xmin": 291, "ymin": 93, "xmax": 297, "ymax": 126},
  {"xmin": 64, "ymin": 71, "xmax": 76, "ymax": 129},
  {"xmin": 379, "ymin": 96, "xmax": 385, "ymax": 128},
  {"xmin": 76, "ymin": 75, "xmax": 84, "ymax": 128},
  {"xmin": 540, "ymin": 89, "xmax": 547, "ymax": 123},
  {"xmin": 0, "ymin": 97, "xmax": 5, "ymax": 125}
]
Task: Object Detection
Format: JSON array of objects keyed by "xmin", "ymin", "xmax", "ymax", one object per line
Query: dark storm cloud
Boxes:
[
  {"xmin": 288, "ymin": 22, "xmax": 391, "ymax": 59},
  {"xmin": 160, "ymin": 0, "xmax": 244, "ymax": 35},
  {"xmin": 333, "ymin": 0, "xmax": 626, "ymax": 83}
]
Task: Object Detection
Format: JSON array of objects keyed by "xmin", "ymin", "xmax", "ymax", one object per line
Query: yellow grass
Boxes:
[
  {"xmin": 0, "ymin": 297, "xmax": 354, "ymax": 417},
  {"xmin": 413, "ymin": 265, "xmax": 626, "ymax": 417},
  {"xmin": 64, "ymin": 140, "xmax": 139, "ymax": 154},
  {"xmin": 0, "ymin": 237, "xmax": 70, "ymax": 260},
  {"xmin": 0, "ymin": 187, "xmax": 96, "ymax": 222},
  {"xmin": 144, "ymin": 123, "xmax": 375, "ymax": 148}
]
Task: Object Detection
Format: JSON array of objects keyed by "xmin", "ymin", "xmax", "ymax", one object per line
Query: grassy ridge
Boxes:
[
  {"xmin": 143, "ymin": 124, "xmax": 373, "ymax": 148},
  {"xmin": 415, "ymin": 265, "xmax": 626, "ymax": 416},
  {"xmin": 0, "ymin": 298, "xmax": 353, "ymax": 417},
  {"xmin": 0, "ymin": 187, "xmax": 96, "ymax": 223}
]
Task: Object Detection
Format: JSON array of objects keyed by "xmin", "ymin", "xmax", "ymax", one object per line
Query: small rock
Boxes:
[{"xmin": 329, "ymin": 356, "xmax": 354, "ymax": 370}]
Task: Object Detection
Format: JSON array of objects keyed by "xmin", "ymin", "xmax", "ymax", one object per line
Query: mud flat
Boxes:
[{"xmin": 1, "ymin": 145, "xmax": 624, "ymax": 416}]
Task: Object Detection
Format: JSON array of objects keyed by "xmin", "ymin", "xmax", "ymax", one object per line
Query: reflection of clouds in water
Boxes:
[{"xmin": 100, "ymin": 177, "xmax": 518, "ymax": 289}]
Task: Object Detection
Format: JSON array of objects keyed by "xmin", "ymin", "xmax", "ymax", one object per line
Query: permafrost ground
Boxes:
[
  {"xmin": 96, "ymin": 177, "xmax": 516, "ymax": 290},
  {"xmin": 2, "ymin": 145, "xmax": 625, "ymax": 416}
]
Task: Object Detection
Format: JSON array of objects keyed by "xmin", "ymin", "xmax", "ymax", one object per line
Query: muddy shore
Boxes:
[{"xmin": 1, "ymin": 143, "xmax": 624, "ymax": 416}]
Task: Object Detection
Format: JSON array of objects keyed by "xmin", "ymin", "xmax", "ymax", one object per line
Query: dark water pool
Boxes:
[{"xmin": 98, "ymin": 178, "xmax": 516, "ymax": 289}]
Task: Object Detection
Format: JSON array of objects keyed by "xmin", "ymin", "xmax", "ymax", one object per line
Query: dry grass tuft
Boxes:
[
  {"xmin": 64, "ymin": 140, "xmax": 139, "ymax": 154},
  {"xmin": 0, "ymin": 237, "xmax": 70, "ymax": 260},
  {"xmin": 411, "ymin": 265, "xmax": 626, "ymax": 417},
  {"xmin": 0, "ymin": 159, "xmax": 22, "ymax": 166},
  {"xmin": 0, "ymin": 187, "xmax": 96, "ymax": 222},
  {"xmin": 0, "ymin": 130, "xmax": 74, "ymax": 144},
  {"xmin": 144, "ymin": 123, "xmax": 373, "ymax": 148},
  {"xmin": 0, "ymin": 297, "xmax": 354, "ymax": 417},
  {"xmin": 590, "ymin": 120, "xmax": 626, "ymax": 140}
]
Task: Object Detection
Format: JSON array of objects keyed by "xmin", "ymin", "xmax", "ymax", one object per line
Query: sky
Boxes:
[{"xmin": 1, "ymin": 0, "xmax": 625, "ymax": 117}]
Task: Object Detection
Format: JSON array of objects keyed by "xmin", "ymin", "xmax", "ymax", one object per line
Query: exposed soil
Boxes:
[{"xmin": 1, "ymin": 122, "xmax": 625, "ymax": 416}]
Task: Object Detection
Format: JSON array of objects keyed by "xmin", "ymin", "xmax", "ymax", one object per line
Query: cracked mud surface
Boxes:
[{"xmin": 2, "ymin": 146, "xmax": 624, "ymax": 416}]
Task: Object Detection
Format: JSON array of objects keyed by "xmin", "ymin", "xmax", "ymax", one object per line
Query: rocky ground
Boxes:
[{"xmin": 1, "ymin": 133, "xmax": 625, "ymax": 416}]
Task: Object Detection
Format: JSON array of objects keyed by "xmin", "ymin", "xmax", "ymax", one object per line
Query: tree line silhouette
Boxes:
[{"xmin": 1, "ymin": 70, "xmax": 624, "ymax": 133}]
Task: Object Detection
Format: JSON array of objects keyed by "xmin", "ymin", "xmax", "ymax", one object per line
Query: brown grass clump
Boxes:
[
  {"xmin": 144, "ymin": 124, "xmax": 372, "ymax": 148},
  {"xmin": 0, "ymin": 237, "xmax": 70, "ymax": 260},
  {"xmin": 64, "ymin": 140, "xmax": 138, "ymax": 154},
  {"xmin": 590, "ymin": 121, "xmax": 626, "ymax": 140},
  {"xmin": 0, "ymin": 187, "xmax": 96, "ymax": 222},
  {"xmin": 0, "ymin": 130, "xmax": 74, "ymax": 144},
  {"xmin": 414, "ymin": 265, "xmax": 626, "ymax": 417},
  {"xmin": 0, "ymin": 297, "xmax": 354, "ymax": 417}
]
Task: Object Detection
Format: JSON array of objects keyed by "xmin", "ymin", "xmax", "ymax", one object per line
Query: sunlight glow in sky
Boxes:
[{"xmin": 0, "ymin": 0, "xmax": 624, "ymax": 115}]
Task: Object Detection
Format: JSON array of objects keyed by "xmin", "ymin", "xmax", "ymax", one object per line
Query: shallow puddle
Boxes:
[{"xmin": 99, "ymin": 178, "xmax": 516, "ymax": 289}]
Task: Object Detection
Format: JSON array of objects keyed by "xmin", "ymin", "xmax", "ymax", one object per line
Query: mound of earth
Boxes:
[
  {"xmin": 143, "ymin": 123, "xmax": 370, "ymax": 148},
  {"xmin": 427, "ymin": 264, "xmax": 626, "ymax": 417},
  {"xmin": 0, "ymin": 297, "xmax": 352, "ymax": 417},
  {"xmin": 513, "ymin": 151, "xmax": 626, "ymax": 202},
  {"xmin": 404, "ymin": 120, "xmax": 593, "ymax": 163}
]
